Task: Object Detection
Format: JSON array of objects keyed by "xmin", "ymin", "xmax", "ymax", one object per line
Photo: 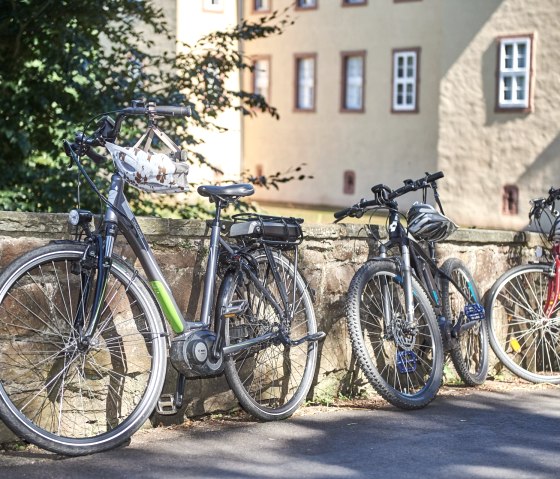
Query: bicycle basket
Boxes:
[
  {"xmin": 229, "ymin": 214, "xmax": 304, "ymax": 248},
  {"xmin": 105, "ymin": 124, "xmax": 189, "ymax": 194}
]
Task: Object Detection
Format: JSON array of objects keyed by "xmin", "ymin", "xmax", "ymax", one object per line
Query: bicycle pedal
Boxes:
[
  {"xmin": 156, "ymin": 394, "xmax": 178, "ymax": 416},
  {"xmin": 396, "ymin": 351, "xmax": 417, "ymax": 374},
  {"xmin": 223, "ymin": 300, "xmax": 248, "ymax": 318},
  {"xmin": 307, "ymin": 332, "xmax": 326, "ymax": 342},
  {"xmin": 464, "ymin": 303, "xmax": 485, "ymax": 321}
]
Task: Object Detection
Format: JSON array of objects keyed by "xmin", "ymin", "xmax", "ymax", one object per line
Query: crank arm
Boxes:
[
  {"xmin": 222, "ymin": 331, "xmax": 278, "ymax": 356},
  {"xmin": 286, "ymin": 331, "xmax": 326, "ymax": 346}
]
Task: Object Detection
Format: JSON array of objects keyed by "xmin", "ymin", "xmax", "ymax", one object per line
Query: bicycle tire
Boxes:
[
  {"xmin": 485, "ymin": 263, "xmax": 560, "ymax": 383},
  {"xmin": 440, "ymin": 258, "xmax": 489, "ymax": 386},
  {"xmin": 346, "ymin": 260, "xmax": 444, "ymax": 409},
  {"xmin": 218, "ymin": 249, "xmax": 318, "ymax": 421},
  {"xmin": 0, "ymin": 242, "xmax": 167, "ymax": 455}
]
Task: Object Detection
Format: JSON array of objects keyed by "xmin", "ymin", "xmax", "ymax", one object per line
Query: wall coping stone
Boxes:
[{"xmin": 0, "ymin": 211, "xmax": 540, "ymax": 246}]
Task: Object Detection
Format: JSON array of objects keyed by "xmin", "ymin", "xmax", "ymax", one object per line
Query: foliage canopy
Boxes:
[{"xmin": 0, "ymin": 1, "xmax": 309, "ymax": 217}]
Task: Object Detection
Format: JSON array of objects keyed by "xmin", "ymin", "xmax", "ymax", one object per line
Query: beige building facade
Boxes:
[{"xmin": 168, "ymin": 0, "xmax": 560, "ymax": 229}]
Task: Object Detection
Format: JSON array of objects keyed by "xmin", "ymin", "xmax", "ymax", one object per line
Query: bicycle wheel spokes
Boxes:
[
  {"xmin": 0, "ymin": 251, "xmax": 160, "ymax": 442},
  {"xmin": 361, "ymin": 275, "xmax": 437, "ymax": 395},
  {"xmin": 441, "ymin": 258, "xmax": 489, "ymax": 386},
  {"xmin": 347, "ymin": 261, "xmax": 443, "ymax": 409},
  {"xmin": 489, "ymin": 265, "xmax": 560, "ymax": 382},
  {"xmin": 223, "ymin": 249, "xmax": 317, "ymax": 420}
]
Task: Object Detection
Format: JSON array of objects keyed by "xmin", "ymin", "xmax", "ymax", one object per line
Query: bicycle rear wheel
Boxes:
[
  {"xmin": 441, "ymin": 258, "xmax": 489, "ymax": 386},
  {"xmin": 346, "ymin": 260, "xmax": 443, "ymax": 409},
  {"xmin": 0, "ymin": 242, "xmax": 167, "ymax": 455},
  {"xmin": 218, "ymin": 249, "xmax": 318, "ymax": 421},
  {"xmin": 486, "ymin": 263, "xmax": 560, "ymax": 383}
]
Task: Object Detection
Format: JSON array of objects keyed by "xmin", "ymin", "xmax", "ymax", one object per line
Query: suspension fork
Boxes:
[
  {"xmin": 544, "ymin": 244, "xmax": 560, "ymax": 318},
  {"xmin": 386, "ymin": 210, "xmax": 415, "ymax": 325},
  {"xmin": 401, "ymin": 241, "xmax": 416, "ymax": 325}
]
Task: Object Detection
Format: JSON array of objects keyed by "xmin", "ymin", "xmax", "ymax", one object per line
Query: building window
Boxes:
[
  {"xmin": 344, "ymin": 170, "xmax": 356, "ymax": 195},
  {"xmin": 253, "ymin": 0, "xmax": 271, "ymax": 13},
  {"xmin": 497, "ymin": 36, "xmax": 533, "ymax": 111},
  {"xmin": 203, "ymin": 0, "xmax": 223, "ymax": 12},
  {"xmin": 295, "ymin": 54, "xmax": 316, "ymax": 111},
  {"xmin": 297, "ymin": 0, "xmax": 317, "ymax": 9},
  {"xmin": 253, "ymin": 57, "xmax": 270, "ymax": 101},
  {"xmin": 341, "ymin": 52, "xmax": 365, "ymax": 112},
  {"xmin": 392, "ymin": 48, "xmax": 419, "ymax": 112},
  {"xmin": 502, "ymin": 185, "xmax": 519, "ymax": 215},
  {"xmin": 343, "ymin": 0, "xmax": 367, "ymax": 5}
]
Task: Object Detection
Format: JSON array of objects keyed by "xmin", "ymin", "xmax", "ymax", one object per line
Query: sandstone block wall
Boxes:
[{"xmin": 0, "ymin": 212, "xmax": 538, "ymax": 443}]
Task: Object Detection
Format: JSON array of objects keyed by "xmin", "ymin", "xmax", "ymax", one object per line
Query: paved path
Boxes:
[{"xmin": 1, "ymin": 386, "xmax": 559, "ymax": 479}]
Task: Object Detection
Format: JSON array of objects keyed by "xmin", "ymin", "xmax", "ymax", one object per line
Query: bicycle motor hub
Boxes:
[{"xmin": 170, "ymin": 330, "xmax": 224, "ymax": 377}]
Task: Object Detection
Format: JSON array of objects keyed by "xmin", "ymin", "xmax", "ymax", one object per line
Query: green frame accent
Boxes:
[{"xmin": 150, "ymin": 280, "xmax": 184, "ymax": 333}]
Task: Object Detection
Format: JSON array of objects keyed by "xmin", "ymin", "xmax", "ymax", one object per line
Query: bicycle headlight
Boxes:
[{"xmin": 68, "ymin": 209, "xmax": 93, "ymax": 226}]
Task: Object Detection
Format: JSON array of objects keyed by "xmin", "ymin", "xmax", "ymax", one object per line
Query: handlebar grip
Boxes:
[
  {"xmin": 153, "ymin": 105, "xmax": 192, "ymax": 117},
  {"xmin": 334, "ymin": 207, "xmax": 353, "ymax": 220},
  {"xmin": 426, "ymin": 171, "xmax": 444, "ymax": 182}
]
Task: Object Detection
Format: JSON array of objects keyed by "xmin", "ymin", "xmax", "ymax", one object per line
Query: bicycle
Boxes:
[
  {"xmin": 334, "ymin": 172, "xmax": 488, "ymax": 409},
  {"xmin": 485, "ymin": 187, "xmax": 560, "ymax": 383},
  {"xmin": 0, "ymin": 102, "xmax": 324, "ymax": 455}
]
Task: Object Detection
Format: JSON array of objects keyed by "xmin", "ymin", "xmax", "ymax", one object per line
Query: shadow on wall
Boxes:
[
  {"xmin": 440, "ymin": 0, "xmax": 503, "ymax": 76},
  {"xmin": 518, "ymin": 131, "xmax": 560, "ymax": 229}
]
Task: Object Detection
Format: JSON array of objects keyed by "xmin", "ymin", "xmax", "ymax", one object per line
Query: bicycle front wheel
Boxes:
[
  {"xmin": 0, "ymin": 242, "xmax": 167, "ymax": 455},
  {"xmin": 486, "ymin": 263, "xmax": 560, "ymax": 383},
  {"xmin": 441, "ymin": 258, "xmax": 489, "ymax": 386},
  {"xmin": 218, "ymin": 249, "xmax": 318, "ymax": 421},
  {"xmin": 346, "ymin": 260, "xmax": 444, "ymax": 409}
]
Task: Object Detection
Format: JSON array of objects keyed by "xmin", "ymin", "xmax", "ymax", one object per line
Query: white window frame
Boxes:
[
  {"xmin": 253, "ymin": 58, "xmax": 270, "ymax": 101},
  {"xmin": 295, "ymin": 55, "xmax": 316, "ymax": 111},
  {"xmin": 498, "ymin": 36, "xmax": 532, "ymax": 110},
  {"xmin": 392, "ymin": 49, "xmax": 418, "ymax": 112},
  {"xmin": 203, "ymin": 0, "xmax": 223, "ymax": 12},
  {"xmin": 342, "ymin": 53, "xmax": 365, "ymax": 111}
]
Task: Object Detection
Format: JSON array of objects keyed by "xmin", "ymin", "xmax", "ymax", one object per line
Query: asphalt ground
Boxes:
[{"xmin": 0, "ymin": 381, "xmax": 559, "ymax": 479}]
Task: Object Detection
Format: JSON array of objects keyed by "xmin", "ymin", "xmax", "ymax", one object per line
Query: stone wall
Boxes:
[{"xmin": 0, "ymin": 212, "xmax": 539, "ymax": 443}]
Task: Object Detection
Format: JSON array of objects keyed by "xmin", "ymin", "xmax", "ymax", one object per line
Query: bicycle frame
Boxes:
[
  {"xmin": 78, "ymin": 170, "xmax": 300, "ymax": 358},
  {"xmin": 376, "ymin": 208, "xmax": 474, "ymax": 326}
]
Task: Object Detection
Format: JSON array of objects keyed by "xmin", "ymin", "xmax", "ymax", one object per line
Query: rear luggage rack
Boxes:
[{"xmin": 229, "ymin": 213, "xmax": 304, "ymax": 248}]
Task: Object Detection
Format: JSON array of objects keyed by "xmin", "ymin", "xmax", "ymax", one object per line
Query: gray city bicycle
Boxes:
[{"xmin": 0, "ymin": 102, "xmax": 324, "ymax": 455}]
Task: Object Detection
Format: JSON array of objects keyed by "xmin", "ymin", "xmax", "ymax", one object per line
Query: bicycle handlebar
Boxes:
[
  {"xmin": 333, "ymin": 171, "xmax": 444, "ymax": 222},
  {"xmin": 67, "ymin": 101, "xmax": 192, "ymax": 165},
  {"xmin": 120, "ymin": 104, "xmax": 192, "ymax": 118}
]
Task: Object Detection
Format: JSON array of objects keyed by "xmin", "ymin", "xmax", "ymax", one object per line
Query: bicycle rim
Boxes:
[
  {"xmin": 487, "ymin": 264, "xmax": 560, "ymax": 383},
  {"xmin": 0, "ymin": 243, "xmax": 167, "ymax": 454},
  {"xmin": 222, "ymin": 250, "xmax": 317, "ymax": 420}
]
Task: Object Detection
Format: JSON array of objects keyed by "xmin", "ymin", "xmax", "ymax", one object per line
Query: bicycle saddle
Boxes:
[{"xmin": 197, "ymin": 183, "xmax": 255, "ymax": 198}]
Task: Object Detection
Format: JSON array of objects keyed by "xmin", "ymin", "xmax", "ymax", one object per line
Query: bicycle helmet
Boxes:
[
  {"xmin": 105, "ymin": 125, "xmax": 189, "ymax": 194},
  {"xmin": 407, "ymin": 202, "xmax": 457, "ymax": 242}
]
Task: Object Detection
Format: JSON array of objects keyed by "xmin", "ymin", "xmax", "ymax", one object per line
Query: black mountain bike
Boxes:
[
  {"xmin": 0, "ymin": 102, "xmax": 324, "ymax": 455},
  {"xmin": 335, "ymin": 172, "xmax": 488, "ymax": 409}
]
